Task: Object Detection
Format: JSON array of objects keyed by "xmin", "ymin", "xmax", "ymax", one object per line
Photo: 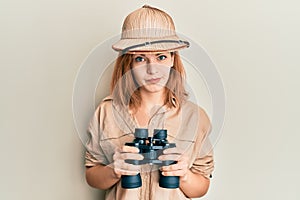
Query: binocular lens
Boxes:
[{"xmin": 153, "ymin": 129, "xmax": 167, "ymax": 140}]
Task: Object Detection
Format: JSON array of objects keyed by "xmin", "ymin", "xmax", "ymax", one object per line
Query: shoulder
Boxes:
[
  {"xmin": 91, "ymin": 96, "xmax": 114, "ymax": 123},
  {"xmin": 95, "ymin": 96, "xmax": 113, "ymax": 111},
  {"xmin": 100, "ymin": 95, "xmax": 113, "ymax": 105},
  {"xmin": 182, "ymin": 101, "xmax": 211, "ymax": 133}
]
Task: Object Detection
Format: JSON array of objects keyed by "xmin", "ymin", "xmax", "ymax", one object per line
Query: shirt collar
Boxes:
[{"xmin": 101, "ymin": 95, "xmax": 178, "ymax": 114}]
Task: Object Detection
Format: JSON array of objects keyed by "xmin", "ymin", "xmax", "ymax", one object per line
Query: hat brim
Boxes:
[{"xmin": 112, "ymin": 35, "xmax": 189, "ymax": 54}]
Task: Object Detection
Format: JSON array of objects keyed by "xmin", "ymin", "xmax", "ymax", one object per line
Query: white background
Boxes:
[{"xmin": 1, "ymin": 0, "xmax": 300, "ymax": 199}]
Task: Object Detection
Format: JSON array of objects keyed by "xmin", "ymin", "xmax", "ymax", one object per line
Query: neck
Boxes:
[{"xmin": 139, "ymin": 88, "xmax": 165, "ymax": 111}]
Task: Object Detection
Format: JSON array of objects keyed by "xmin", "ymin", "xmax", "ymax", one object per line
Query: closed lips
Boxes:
[{"xmin": 146, "ymin": 77, "xmax": 161, "ymax": 83}]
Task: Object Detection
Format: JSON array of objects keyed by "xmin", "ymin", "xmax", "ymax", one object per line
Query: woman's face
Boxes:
[{"xmin": 131, "ymin": 52, "xmax": 174, "ymax": 93}]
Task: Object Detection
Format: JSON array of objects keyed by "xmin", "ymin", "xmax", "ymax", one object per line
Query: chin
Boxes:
[{"xmin": 143, "ymin": 85, "xmax": 165, "ymax": 93}]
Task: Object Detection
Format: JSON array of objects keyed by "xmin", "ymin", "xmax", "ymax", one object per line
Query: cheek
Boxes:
[
  {"xmin": 132, "ymin": 67, "xmax": 147, "ymax": 83},
  {"xmin": 160, "ymin": 67, "xmax": 171, "ymax": 78},
  {"xmin": 167, "ymin": 59, "xmax": 174, "ymax": 67},
  {"xmin": 164, "ymin": 56, "xmax": 174, "ymax": 67}
]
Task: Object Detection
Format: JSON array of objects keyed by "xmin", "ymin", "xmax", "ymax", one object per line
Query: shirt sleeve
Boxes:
[
  {"xmin": 190, "ymin": 149, "xmax": 214, "ymax": 179},
  {"xmin": 85, "ymin": 104, "xmax": 109, "ymax": 167},
  {"xmin": 190, "ymin": 108, "xmax": 215, "ymax": 179}
]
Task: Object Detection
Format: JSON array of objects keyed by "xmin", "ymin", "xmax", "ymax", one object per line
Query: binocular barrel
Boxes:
[{"xmin": 121, "ymin": 128, "xmax": 179, "ymax": 189}]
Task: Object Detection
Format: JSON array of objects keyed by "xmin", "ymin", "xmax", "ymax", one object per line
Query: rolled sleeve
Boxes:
[
  {"xmin": 190, "ymin": 107, "xmax": 215, "ymax": 179},
  {"xmin": 84, "ymin": 105, "xmax": 109, "ymax": 167},
  {"xmin": 85, "ymin": 151, "xmax": 102, "ymax": 167},
  {"xmin": 190, "ymin": 151, "xmax": 214, "ymax": 179}
]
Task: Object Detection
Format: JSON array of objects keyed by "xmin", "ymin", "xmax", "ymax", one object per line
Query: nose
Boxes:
[
  {"xmin": 146, "ymin": 63, "xmax": 157, "ymax": 74},
  {"xmin": 145, "ymin": 56, "xmax": 159, "ymax": 74},
  {"xmin": 147, "ymin": 56, "xmax": 157, "ymax": 64}
]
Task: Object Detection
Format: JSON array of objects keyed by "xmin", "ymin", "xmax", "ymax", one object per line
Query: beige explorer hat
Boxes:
[{"xmin": 112, "ymin": 5, "xmax": 190, "ymax": 54}]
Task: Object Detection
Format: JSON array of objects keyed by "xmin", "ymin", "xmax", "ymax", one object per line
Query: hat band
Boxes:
[{"xmin": 121, "ymin": 39, "xmax": 190, "ymax": 54}]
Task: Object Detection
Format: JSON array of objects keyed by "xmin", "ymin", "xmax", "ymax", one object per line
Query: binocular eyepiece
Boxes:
[{"xmin": 121, "ymin": 128, "xmax": 179, "ymax": 189}]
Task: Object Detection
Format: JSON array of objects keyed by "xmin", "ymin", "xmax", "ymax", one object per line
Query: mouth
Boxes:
[{"xmin": 145, "ymin": 77, "xmax": 162, "ymax": 84}]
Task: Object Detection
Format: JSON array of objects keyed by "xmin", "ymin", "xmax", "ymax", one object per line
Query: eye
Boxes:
[
  {"xmin": 158, "ymin": 55, "xmax": 167, "ymax": 61},
  {"xmin": 134, "ymin": 56, "xmax": 145, "ymax": 62}
]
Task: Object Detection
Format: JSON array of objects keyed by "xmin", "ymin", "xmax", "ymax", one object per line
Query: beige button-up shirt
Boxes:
[{"xmin": 85, "ymin": 96, "xmax": 214, "ymax": 200}]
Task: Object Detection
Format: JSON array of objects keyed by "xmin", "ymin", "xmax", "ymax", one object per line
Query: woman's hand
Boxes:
[
  {"xmin": 112, "ymin": 146, "xmax": 144, "ymax": 179},
  {"xmin": 158, "ymin": 147, "xmax": 189, "ymax": 181}
]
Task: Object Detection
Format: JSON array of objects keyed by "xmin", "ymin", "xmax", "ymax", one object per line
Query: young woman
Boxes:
[{"xmin": 85, "ymin": 5, "xmax": 214, "ymax": 200}]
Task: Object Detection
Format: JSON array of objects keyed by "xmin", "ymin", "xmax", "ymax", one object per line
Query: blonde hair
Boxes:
[{"xmin": 110, "ymin": 52, "xmax": 188, "ymax": 112}]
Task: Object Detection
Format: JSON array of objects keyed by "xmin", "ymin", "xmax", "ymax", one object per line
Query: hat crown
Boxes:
[
  {"xmin": 121, "ymin": 5, "xmax": 176, "ymax": 39},
  {"xmin": 112, "ymin": 5, "xmax": 189, "ymax": 53}
]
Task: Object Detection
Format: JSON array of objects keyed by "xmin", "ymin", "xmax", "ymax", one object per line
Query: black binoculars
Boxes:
[{"xmin": 121, "ymin": 128, "xmax": 179, "ymax": 189}]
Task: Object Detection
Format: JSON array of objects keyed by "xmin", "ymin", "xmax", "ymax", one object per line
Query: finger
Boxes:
[
  {"xmin": 115, "ymin": 168, "xmax": 140, "ymax": 176},
  {"xmin": 113, "ymin": 150, "xmax": 143, "ymax": 161},
  {"xmin": 114, "ymin": 160, "xmax": 141, "ymax": 171},
  {"xmin": 114, "ymin": 161, "xmax": 141, "ymax": 176},
  {"xmin": 121, "ymin": 145, "xmax": 140, "ymax": 153},
  {"xmin": 176, "ymin": 155, "xmax": 189, "ymax": 163},
  {"xmin": 159, "ymin": 152, "xmax": 189, "ymax": 162},
  {"xmin": 160, "ymin": 162, "xmax": 188, "ymax": 172},
  {"xmin": 121, "ymin": 152, "xmax": 144, "ymax": 160},
  {"xmin": 113, "ymin": 151, "xmax": 121, "ymax": 161},
  {"xmin": 158, "ymin": 154, "xmax": 181, "ymax": 161},
  {"xmin": 163, "ymin": 147, "xmax": 184, "ymax": 154},
  {"xmin": 123, "ymin": 163, "xmax": 141, "ymax": 172},
  {"xmin": 161, "ymin": 169, "xmax": 187, "ymax": 177}
]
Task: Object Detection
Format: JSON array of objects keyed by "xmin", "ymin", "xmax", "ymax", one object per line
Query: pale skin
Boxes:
[{"xmin": 86, "ymin": 52, "xmax": 210, "ymax": 198}]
